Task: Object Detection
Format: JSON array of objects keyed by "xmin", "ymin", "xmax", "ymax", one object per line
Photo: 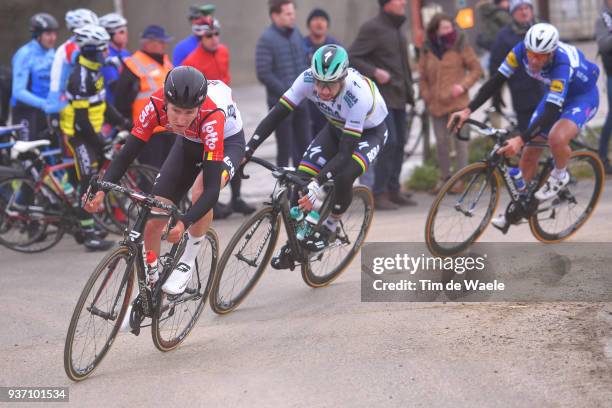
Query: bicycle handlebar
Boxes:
[
  {"xmin": 88, "ymin": 179, "xmax": 180, "ymax": 216},
  {"xmin": 240, "ymin": 156, "xmax": 310, "ymax": 188},
  {"xmin": 455, "ymin": 118, "xmax": 510, "ymax": 141}
]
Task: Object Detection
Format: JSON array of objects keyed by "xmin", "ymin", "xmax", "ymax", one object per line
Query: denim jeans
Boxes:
[
  {"xmin": 599, "ymin": 75, "xmax": 612, "ymax": 164},
  {"xmin": 373, "ymin": 108, "xmax": 406, "ymax": 196}
]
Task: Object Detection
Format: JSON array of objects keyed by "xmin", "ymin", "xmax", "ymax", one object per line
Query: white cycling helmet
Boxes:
[
  {"xmin": 191, "ymin": 16, "xmax": 220, "ymax": 37},
  {"xmin": 99, "ymin": 13, "xmax": 127, "ymax": 34},
  {"xmin": 74, "ymin": 24, "xmax": 110, "ymax": 51},
  {"xmin": 65, "ymin": 8, "xmax": 98, "ymax": 31},
  {"xmin": 524, "ymin": 23, "xmax": 559, "ymax": 54}
]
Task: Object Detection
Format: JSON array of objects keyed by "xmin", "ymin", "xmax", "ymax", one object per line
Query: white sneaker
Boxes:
[
  {"xmin": 491, "ymin": 214, "xmax": 508, "ymax": 230},
  {"xmin": 535, "ymin": 172, "xmax": 570, "ymax": 201},
  {"xmin": 162, "ymin": 261, "xmax": 194, "ymax": 295}
]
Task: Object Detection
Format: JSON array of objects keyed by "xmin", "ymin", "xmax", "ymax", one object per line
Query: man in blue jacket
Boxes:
[
  {"xmin": 489, "ymin": 0, "xmax": 545, "ymax": 132},
  {"xmin": 255, "ymin": 0, "xmax": 311, "ymax": 167},
  {"xmin": 11, "ymin": 13, "xmax": 58, "ymax": 142}
]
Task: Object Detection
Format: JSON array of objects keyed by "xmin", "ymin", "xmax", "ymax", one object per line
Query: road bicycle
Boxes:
[
  {"xmin": 425, "ymin": 118, "xmax": 604, "ymax": 256},
  {"xmin": 209, "ymin": 156, "xmax": 374, "ymax": 314},
  {"xmin": 64, "ymin": 179, "xmax": 218, "ymax": 381}
]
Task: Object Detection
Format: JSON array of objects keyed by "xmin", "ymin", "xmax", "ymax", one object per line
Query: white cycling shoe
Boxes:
[
  {"xmin": 491, "ymin": 214, "xmax": 508, "ymax": 230},
  {"xmin": 162, "ymin": 261, "xmax": 194, "ymax": 295},
  {"xmin": 535, "ymin": 172, "xmax": 570, "ymax": 201}
]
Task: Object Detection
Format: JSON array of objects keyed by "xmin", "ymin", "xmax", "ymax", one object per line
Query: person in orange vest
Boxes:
[
  {"xmin": 182, "ymin": 16, "xmax": 255, "ymax": 217},
  {"xmin": 114, "ymin": 25, "xmax": 174, "ymax": 168}
]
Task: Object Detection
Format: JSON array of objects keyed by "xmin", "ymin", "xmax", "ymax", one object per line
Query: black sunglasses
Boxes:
[{"xmin": 204, "ymin": 31, "xmax": 220, "ymax": 38}]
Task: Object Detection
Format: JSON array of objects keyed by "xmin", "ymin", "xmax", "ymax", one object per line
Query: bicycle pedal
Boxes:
[{"xmin": 491, "ymin": 222, "xmax": 510, "ymax": 235}]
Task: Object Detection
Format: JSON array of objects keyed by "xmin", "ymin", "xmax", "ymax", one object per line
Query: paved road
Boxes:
[{"xmin": 2, "ymin": 175, "xmax": 612, "ymax": 407}]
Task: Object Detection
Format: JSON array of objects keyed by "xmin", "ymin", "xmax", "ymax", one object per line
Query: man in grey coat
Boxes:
[
  {"xmin": 349, "ymin": 0, "xmax": 416, "ymax": 210},
  {"xmin": 596, "ymin": 0, "xmax": 612, "ymax": 173},
  {"xmin": 255, "ymin": 0, "xmax": 311, "ymax": 167}
]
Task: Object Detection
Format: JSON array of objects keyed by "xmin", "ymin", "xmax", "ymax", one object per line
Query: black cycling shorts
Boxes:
[
  {"xmin": 152, "ymin": 130, "xmax": 245, "ymax": 205},
  {"xmin": 297, "ymin": 122, "xmax": 388, "ymax": 177}
]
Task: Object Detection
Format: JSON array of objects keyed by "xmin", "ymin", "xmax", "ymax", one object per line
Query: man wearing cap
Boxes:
[
  {"xmin": 304, "ymin": 8, "xmax": 341, "ymax": 136},
  {"xmin": 349, "ymin": 0, "xmax": 416, "ymax": 210},
  {"xmin": 173, "ymin": 4, "xmax": 216, "ymax": 66},
  {"xmin": 99, "ymin": 13, "xmax": 131, "ymax": 106},
  {"xmin": 182, "ymin": 16, "xmax": 256, "ymax": 217},
  {"xmin": 489, "ymin": 0, "xmax": 544, "ymax": 133},
  {"xmin": 114, "ymin": 25, "xmax": 174, "ymax": 169}
]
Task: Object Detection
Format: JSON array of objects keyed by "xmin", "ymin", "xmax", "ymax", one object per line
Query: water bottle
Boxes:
[
  {"xmin": 145, "ymin": 250, "xmax": 159, "ymax": 287},
  {"xmin": 297, "ymin": 210, "xmax": 320, "ymax": 241},
  {"xmin": 290, "ymin": 206, "xmax": 304, "ymax": 222},
  {"xmin": 509, "ymin": 167, "xmax": 526, "ymax": 194},
  {"xmin": 60, "ymin": 172, "xmax": 75, "ymax": 197}
]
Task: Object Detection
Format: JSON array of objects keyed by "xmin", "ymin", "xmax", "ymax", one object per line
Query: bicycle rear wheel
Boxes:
[
  {"xmin": 301, "ymin": 186, "xmax": 374, "ymax": 288},
  {"xmin": 209, "ymin": 207, "xmax": 280, "ymax": 314},
  {"xmin": 64, "ymin": 246, "xmax": 134, "ymax": 381},
  {"xmin": 425, "ymin": 162, "xmax": 500, "ymax": 256},
  {"xmin": 0, "ymin": 176, "xmax": 65, "ymax": 252},
  {"xmin": 151, "ymin": 229, "xmax": 218, "ymax": 352},
  {"xmin": 529, "ymin": 150, "xmax": 604, "ymax": 242}
]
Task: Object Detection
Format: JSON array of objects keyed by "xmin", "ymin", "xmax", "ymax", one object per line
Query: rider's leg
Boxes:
[
  {"xmin": 548, "ymin": 119, "xmax": 579, "ymax": 171},
  {"xmin": 519, "ymin": 137, "xmax": 546, "ymax": 182}
]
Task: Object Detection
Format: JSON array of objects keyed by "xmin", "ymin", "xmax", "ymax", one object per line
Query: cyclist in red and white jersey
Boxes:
[{"xmin": 85, "ymin": 66, "xmax": 245, "ymax": 295}]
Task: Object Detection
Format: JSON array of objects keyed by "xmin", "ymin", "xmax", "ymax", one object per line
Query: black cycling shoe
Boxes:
[
  {"xmin": 302, "ymin": 227, "xmax": 334, "ymax": 252},
  {"xmin": 83, "ymin": 231, "xmax": 114, "ymax": 251},
  {"xmin": 213, "ymin": 202, "xmax": 233, "ymax": 220},
  {"xmin": 232, "ymin": 198, "xmax": 256, "ymax": 215},
  {"xmin": 271, "ymin": 244, "xmax": 295, "ymax": 270}
]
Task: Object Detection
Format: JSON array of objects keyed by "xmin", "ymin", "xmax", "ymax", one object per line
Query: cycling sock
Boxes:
[
  {"xmin": 180, "ymin": 231, "xmax": 205, "ymax": 265},
  {"xmin": 551, "ymin": 167, "xmax": 567, "ymax": 180},
  {"xmin": 324, "ymin": 214, "xmax": 341, "ymax": 232}
]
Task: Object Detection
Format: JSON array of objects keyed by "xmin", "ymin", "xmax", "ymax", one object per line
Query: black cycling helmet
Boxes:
[
  {"xmin": 164, "ymin": 66, "xmax": 208, "ymax": 109},
  {"xmin": 29, "ymin": 13, "xmax": 59, "ymax": 35}
]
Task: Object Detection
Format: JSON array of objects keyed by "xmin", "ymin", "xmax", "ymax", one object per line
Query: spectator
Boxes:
[
  {"xmin": 255, "ymin": 0, "xmax": 311, "ymax": 167},
  {"xmin": 304, "ymin": 8, "xmax": 341, "ymax": 136},
  {"xmin": 182, "ymin": 16, "xmax": 256, "ymax": 217},
  {"xmin": 46, "ymin": 9, "xmax": 98, "ymax": 115},
  {"xmin": 0, "ymin": 66, "xmax": 10, "ymax": 126},
  {"xmin": 596, "ymin": 0, "xmax": 612, "ymax": 174},
  {"xmin": 490, "ymin": 0, "xmax": 545, "ymax": 133},
  {"xmin": 114, "ymin": 25, "xmax": 174, "ymax": 169},
  {"xmin": 476, "ymin": 0, "xmax": 511, "ymax": 70},
  {"xmin": 11, "ymin": 13, "xmax": 58, "ymax": 142},
  {"xmin": 419, "ymin": 13, "xmax": 482, "ymax": 193},
  {"xmin": 349, "ymin": 0, "xmax": 416, "ymax": 210},
  {"xmin": 99, "ymin": 13, "xmax": 131, "ymax": 106},
  {"xmin": 173, "ymin": 4, "xmax": 216, "ymax": 66}
]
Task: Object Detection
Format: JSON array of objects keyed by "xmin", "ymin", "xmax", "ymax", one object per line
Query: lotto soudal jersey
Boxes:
[
  {"xmin": 282, "ymin": 68, "xmax": 388, "ymax": 137},
  {"xmin": 131, "ymin": 80, "xmax": 243, "ymax": 161},
  {"xmin": 499, "ymin": 41, "xmax": 599, "ymax": 107}
]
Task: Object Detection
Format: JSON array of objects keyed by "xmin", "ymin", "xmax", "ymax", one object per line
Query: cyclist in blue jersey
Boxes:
[
  {"xmin": 172, "ymin": 4, "xmax": 216, "ymax": 66},
  {"xmin": 449, "ymin": 23, "xmax": 600, "ymax": 231},
  {"xmin": 99, "ymin": 13, "xmax": 131, "ymax": 106},
  {"xmin": 45, "ymin": 8, "xmax": 98, "ymax": 115},
  {"xmin": 11, "ymin": 13, "xmax": 58, "ymax": 141}
]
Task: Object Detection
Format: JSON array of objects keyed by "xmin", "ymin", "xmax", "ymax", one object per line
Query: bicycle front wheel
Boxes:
[
  {"xmin": 64, "ymin": 246, "xmax": 134, "ymax": 381},
  {"xmin": 529, "ymin": 150, "xmax": 604, "ymax": 242},
  {"xmin": 151, "ymin": 229, "xmax": 219, "ymax": 352},
  {"xmin": 209, "ymin": 207, "xmax": 280, "ymax": 315},
  {"xmin": 425, "ymin": 162, "xmax": 501, "ymax": 256},
  {"xmin": 301, "ymin": 186, "xmax": 374, "ymax": 288}
]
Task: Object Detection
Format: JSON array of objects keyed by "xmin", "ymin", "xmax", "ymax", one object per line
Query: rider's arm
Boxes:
[
  {"xmin": 246, "ymin": 71, "xmax": 310, "ymax": 158},
  {"xmin": 181, "ymin": 160, "xmax": 223, "ymax": 227},
  {"xmin": 11, "ymin": 47, "xmax": 46, "ymax": 110},
  {"xmin": 467, "ymin": 71, "xmax": 507, "ymax": 112},
  {"xmin": 520, "ymin": 102, "xmax": 561, "ymax": 143},
  {"xmin": 102, "ymin": 134, "xmax": 147, "ymax": 183}
]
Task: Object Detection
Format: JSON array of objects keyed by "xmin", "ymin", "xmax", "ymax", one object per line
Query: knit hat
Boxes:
[
  {"xmin": 307, "ymin": 8, "xmax": 330, "ymax": 26},
  {"xmin": 510, "ymin": 0, "xmax": 534, "ymax": 14}
]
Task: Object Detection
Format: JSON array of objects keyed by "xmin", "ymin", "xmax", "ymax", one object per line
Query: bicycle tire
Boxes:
[
  {"xmin": 151, "ymin": 229, "xmax": 219, "ymax": 352},
  {"xmin": 529, "ymin": 150, "xmax": 604, "ymax": 242},
  {"xmin": 64, "ymin": 246, "xmax": 134, "ymax": 381},
  {"xmin": 425, "ymin": 162, "xmax": 501, "ymax": 257},
  {"xmin": 0, "ymin": 176, "xmax": 66, "ymax": 252},
  {"xmin": 301, "ymin": 186, "xmax": 374, "ymax": 288},
  {"xmin": 209, "ymin": 207, "xmax": 281, "ymax": 315}
]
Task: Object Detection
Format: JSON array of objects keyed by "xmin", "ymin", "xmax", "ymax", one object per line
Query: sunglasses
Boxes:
[
  {"xmin": 314, "ymin": 79, "xmax": 341, "ymax": 90},
  {"xmin": 526, "ymin": 50, "xmax": 551, "ymax": 62},
  {"xmin": 204, "ymin": 31, "xmax": 220, "ymax": 38}
]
